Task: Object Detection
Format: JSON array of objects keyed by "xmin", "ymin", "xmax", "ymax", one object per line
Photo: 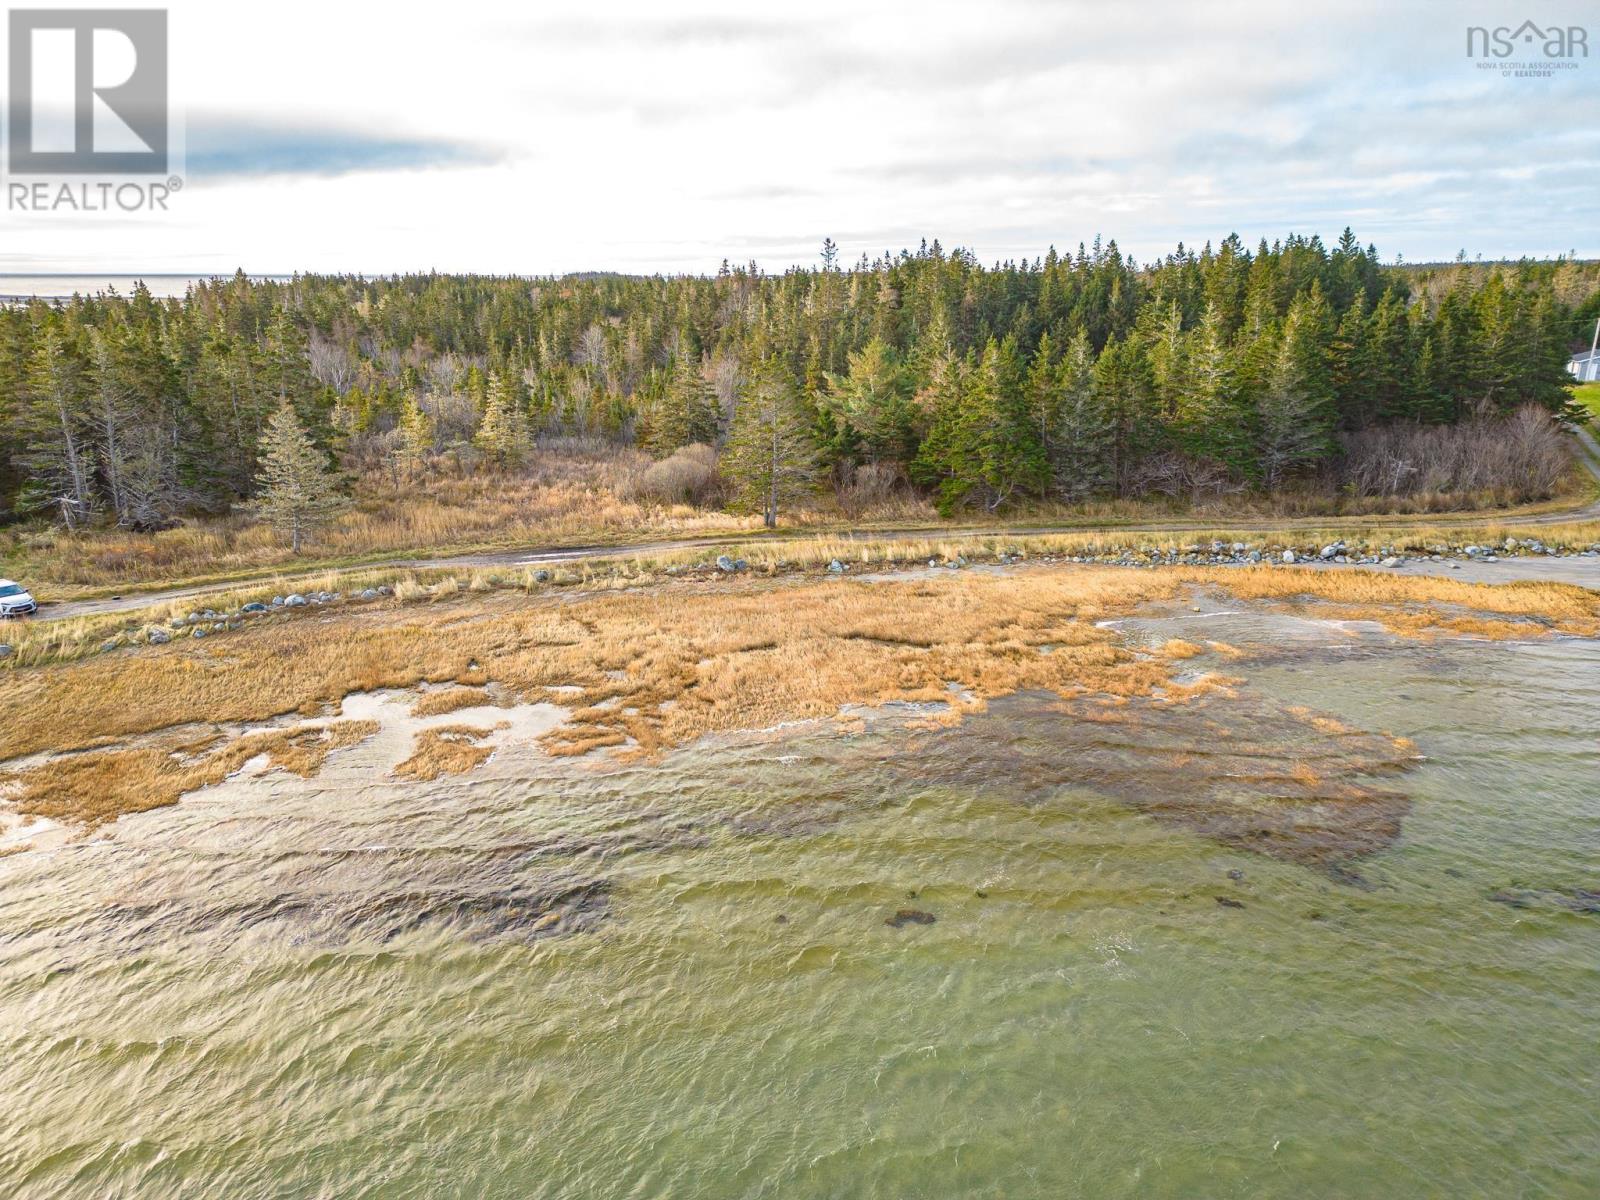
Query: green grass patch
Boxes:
[{"xmin": 1572, "ymin": 381, "xmax": 1600, "ymax": 425}]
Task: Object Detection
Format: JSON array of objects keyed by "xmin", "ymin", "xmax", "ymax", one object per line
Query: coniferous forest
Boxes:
[{"xmin": 3, "ymin": 229, "xmax": 1597, "ymax": 534}]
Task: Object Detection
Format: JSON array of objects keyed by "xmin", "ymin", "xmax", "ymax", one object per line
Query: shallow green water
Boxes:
[{"xmin": 2, "ymin": 611, "xmax": 1597, "ymax": 1197}]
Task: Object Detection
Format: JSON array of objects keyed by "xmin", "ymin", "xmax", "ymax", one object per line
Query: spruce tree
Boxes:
[
  {"xmin": 1175, "ymin": 304, "xmax": 1253, "ymax": 475},
  {"xmin": 821, "ymin": 336, "xmax": 912, "ymax": 464},
  {"xmin": 1051, "ymin": 328, "xmax": 1112, "ymax": 499},
  {"xmin": 1092, "ymin": 334, "xmax": 1157, "ymax": 496},
  {"xmin": 646, "ymin": 346, "xmax": 716, "ymax": 455},
  {"xmin": 254, "ymin": 401, "xmax": 347, "ymax": 553},
  {"xmin": 19, "ymin": 325, "xmax": 95, "ymax": 527},
  {"xmin": 476, "ymin": 372, "xmax": 531, "ymax": 469},
  {"xmin": 395, "ymin": 394, "xmax": 436, "ymax": 475},
  {"xmin": 723, "ymin": 359, "xmax": 819, "ymax": 528},
  {"xmin": 1256, "ymin": 291, "xmax": 1336, "ymax": 487}
]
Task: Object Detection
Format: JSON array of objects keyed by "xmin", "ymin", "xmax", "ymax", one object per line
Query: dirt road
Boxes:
[{"xmin": 28, "ymin": 438, "xmax": 1600, "ymax": 623}]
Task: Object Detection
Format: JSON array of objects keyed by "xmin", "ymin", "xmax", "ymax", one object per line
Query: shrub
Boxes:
[
  {"xmin": 1130, "ymin": 453, "xmax": 1247, "ymax": 501},
  {"xmin": 837, "ymin": 462, "xmax": 904, "ymax": 516},
  {"xmin": 627, "ymin": 444, "xmax": 720, "ymax": 506},
  {"xmin": 1338, "ymin": 405, "xmax": 1570, "ymax": 502}
]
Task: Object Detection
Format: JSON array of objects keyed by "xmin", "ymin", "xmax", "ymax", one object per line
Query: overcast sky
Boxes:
[{"xmin": 3, "ymin": 0, "xmax": 1598, "ymax": 275}]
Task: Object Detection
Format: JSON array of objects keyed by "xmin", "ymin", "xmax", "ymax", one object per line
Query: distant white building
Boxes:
[{"xmin": 1569, "ymin": 349, "xmax": 1600, "ymax": 383}]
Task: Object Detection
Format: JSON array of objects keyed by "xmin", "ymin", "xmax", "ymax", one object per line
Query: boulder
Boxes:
[
  {"xmin": 242, "ymin": 601, "xmax": 268, "ymax": 613},
  {"xmin": 827, "ymin": 559, "xmax": 846, "ymax": 574},
  {"xmin": 532, "ymin": 569, "xmax": 551, "ymax": 583},
  {"xmin": 715, "ymin": 554, "xmax": 739, "ymax": 572},
  {"xmin": 1381, "ymin": 557, "xmax": 1401, "ymax": 568},
  {"xmin": 0, "ymin": 644, "xmax": 12, "ymax": 658},
  {"xmin": 146, "ymin": 627, "xmax": 171, "ymax": 645},
  {"xmin": 1281, "ymin": 550, "xmax": 1296, "ymax": 564},
  {"xmin": 284, "ymin": 594, "xmax": 308, "ymax": 607}
]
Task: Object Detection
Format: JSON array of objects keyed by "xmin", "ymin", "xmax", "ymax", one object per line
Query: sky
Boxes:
[{"xmin": 2, "ymin": 0, "xmax": 1598, "ymax": 275}]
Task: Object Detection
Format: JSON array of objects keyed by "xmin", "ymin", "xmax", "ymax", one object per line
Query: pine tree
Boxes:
[
  {"xmin": 722, "ymin": 359, "xmax": 819, "ymax": 528},
  {"xmin": 254, "ymin": 401, "xmax": 348, "ymax": 553}
]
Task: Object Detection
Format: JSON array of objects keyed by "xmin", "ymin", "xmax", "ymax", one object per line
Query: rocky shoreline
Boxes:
[{"xmin": 5, "ymin": 534, "xmax": 1598, "ymax": 664}]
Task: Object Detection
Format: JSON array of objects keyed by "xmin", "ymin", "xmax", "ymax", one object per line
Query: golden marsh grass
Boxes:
[{"xmin": 1, "ymin": 563, "xmax": 1595, "ymax": 827}]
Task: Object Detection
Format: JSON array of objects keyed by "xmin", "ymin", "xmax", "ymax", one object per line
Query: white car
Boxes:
[{"xmin": 0, "ymin": 579, "xmax": 37, "ymax": 618}]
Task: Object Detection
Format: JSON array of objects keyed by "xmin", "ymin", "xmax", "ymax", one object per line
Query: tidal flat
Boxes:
[{"xmin": 0, "ymin": 563, "xmax": 1597, "ymax": 1197}]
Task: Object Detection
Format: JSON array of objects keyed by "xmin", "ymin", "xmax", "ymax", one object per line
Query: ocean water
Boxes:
[{"xmin": 0, "ymin": 612, "xmax": 1596, "ymax": 1197}]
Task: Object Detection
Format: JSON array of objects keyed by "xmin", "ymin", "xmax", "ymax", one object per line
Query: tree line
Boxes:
[{"xmin": 1, "ymin": 229, "xmax": 1594, "ymax": 534}]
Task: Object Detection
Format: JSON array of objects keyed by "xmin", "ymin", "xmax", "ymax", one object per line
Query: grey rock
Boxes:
[
  {"xmin": 192, "ymin": 627, "xmax": 207, "ymax": 639},
  {"xmin": 716, "ymin": 554, "xmax": 740, "ymax": 572},
  {"xmin": 1381, "ymin": 557, "xmax": 1401, "ymax": 568},
  {"xmin": 1282, "ymin": 550, "xmax": 1297, "ymax": 564},
  {"xmin": 284, "ymin": 594, "xmax": 308, "ymax": 607},
  {"xmin": 827, "ymin": 559, "xmax": 846, "ymax": 574},
  {"xmin": 146, "ymin": 627, "xmax": 171, "ymax": 645},
  {"xmin": 0, "ymin": 643, "xmax": 11, "ymax": 658},
  {"xmin": 358, "ymin": 588, "xmax": 381, "ymax": 601},
  {"xmin": 242, "ymin": 601, "xmax": 268, "ymax": 613},
  {"xmin": 532, "ymin": 569, "xmax": 551, "ymax": 583}
]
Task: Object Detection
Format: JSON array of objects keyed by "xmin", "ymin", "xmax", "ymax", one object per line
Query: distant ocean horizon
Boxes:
[{"xmin": 0, "ymin": 274, "xmax": 296, "ymax": 300}]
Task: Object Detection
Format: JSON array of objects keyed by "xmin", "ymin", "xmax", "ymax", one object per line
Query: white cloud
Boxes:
[{"xmin": 2, "ymin": 0, "xmax": 1596, "ymax": 273}]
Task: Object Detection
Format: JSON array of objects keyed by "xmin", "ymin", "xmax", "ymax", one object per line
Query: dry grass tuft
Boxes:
[
  {"xmin": 394, "ymin": 723, "xmax": 507, "ymax": 781},
  {"xmin": 411, "ymin": 685, "xmax": 497, "ymax": 717},
  {"xmin": 1158, "ymin": 639, "xmax": 1205, "ymax": 659},
  {"xmin": 1, "ymin": 719, "xmax": 378, "ymax": 827},
  {"xmin": 1191, "ymin": 566, "xmax": 1600, "ymax": 639}
]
